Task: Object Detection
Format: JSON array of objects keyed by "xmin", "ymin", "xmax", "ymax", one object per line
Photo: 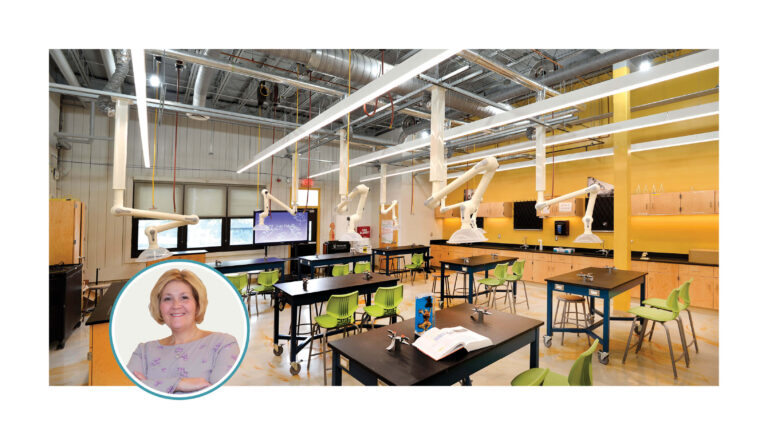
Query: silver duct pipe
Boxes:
[
  {"xmin": 50, "ymin": 50, "xmax": 90, "ymax": 106},
  {"xmin": 97, "ymin": 49, "xmax": 131, "ymax": 117},
  {"xmin": 258, "ymin": 49, "xmax": 497, "ymax": 119},
  {"xmin": 100, "ymin": 49, "xmax": 116, "ymax": 78},
  {"xmin": 487, "ymin": 49, "xmax": 652, "ymax": 104},
  {"xmin": 188, "ymin": 49, "xmax": 214, "ymax": 120}
]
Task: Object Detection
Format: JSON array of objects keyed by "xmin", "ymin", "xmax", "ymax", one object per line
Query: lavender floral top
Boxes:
[{"xmin": 126, "ymin": 332, "xmax": 240, "ymax": 394}]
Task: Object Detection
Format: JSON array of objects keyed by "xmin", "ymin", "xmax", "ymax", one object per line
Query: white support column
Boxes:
[
  {"xmin": 429, "ymin": 86, "xmax": 447, "ymax": 198},
  {"xmin": 339, "ymin": 128, "xmax": 349, "ymax": 198}
]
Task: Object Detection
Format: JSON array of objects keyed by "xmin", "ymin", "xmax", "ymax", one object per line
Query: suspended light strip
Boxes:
[
  {"xmin": 445, "ymin": 131, "xmax": 719, "ymax": 179},
  {"xmin": 131, "ymin": 49, "xmax": 151, "ymax": 168},
  {"xmin": 312, "ymin": 49, "xmax": 719, "ymax": 179},
  {"xmin": 361, "ymin": 102, "xmax": 719, "ymax": 182},
  {"xmin": 236, "ymin": 49, "xmax": 459, "ymax": 174}
]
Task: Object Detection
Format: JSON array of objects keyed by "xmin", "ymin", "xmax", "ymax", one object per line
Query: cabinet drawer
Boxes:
[
  {"xmin": 679, "ymin": 264, "xmax": 715, "ymax": 278},
  {"xmin": 532, "ymin": 253, "xmax": 552, "ymax": 262},
  {"xmin": 646, "ymin": 261, "xmax": 678, "ymax": 275},
  {"xmin": 550, "ymin": 254, "xmax": 573, "ymax": 265},
  {"xmin": 630, "ymin": 261, "xmax": 648, "ymax": 272}
]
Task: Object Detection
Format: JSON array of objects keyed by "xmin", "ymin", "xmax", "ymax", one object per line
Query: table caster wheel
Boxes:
[
  {"xmin": 598, "ymin": 351, "xmax": 609, "ymax": 365},
  {"xmin": 543, "ymin": 335, "xmax": 552, "ymax": 348},
  {"xmin": 289, "ymin": 362, "xmax": 301, "ymax": 375},
  {"xmin": 273, "ymin": 344, "xmax": 283, "ymax": 356},
  {"xmin": 634, "ymin": 324, "xmax": 643, "ymax": 335},
  {"xmin": 439, "ymin": 300, "xmax": 445, "ymax": 309},
  {"xmin": 278, "ymin": 300, "xmax": 286, "ymax": 311}
]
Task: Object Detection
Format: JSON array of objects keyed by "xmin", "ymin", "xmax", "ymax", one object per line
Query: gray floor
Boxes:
[{"xmin": 50, "ymin": 272, "xmax": 719, "ymax": 386}]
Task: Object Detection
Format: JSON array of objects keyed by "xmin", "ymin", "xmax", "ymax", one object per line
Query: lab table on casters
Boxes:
[
  {"xmin": 545, "ymin": 267, "xmax": 647, "ymax": 365},
  {"xmin": 297, "ymin": 252, "xmax": 373, "ymax": 278},
  {"xmin": 328, "ymin": 303, "xmax": 543, "ymax": 386},
  {"xmin": 440, "ymin": 255, "xmax": 517, "ymax": 306},
  {"xmin": 272, "ymin": 273, "xmax": 398, "ymax": 375},
  {"xmin": 372, "ymin": 245, "xmax": 430, "ymax": 275},
  {"xmin": 209, "ymin": 257, "xmax": 286, "ymax": 276}
]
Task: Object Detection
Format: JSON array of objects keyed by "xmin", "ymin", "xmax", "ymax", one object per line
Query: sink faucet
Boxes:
[
  {"xmin": 538, "ymin": 239, "xmax": 543, "ymax": 251},
  {"xmin": 597, "ymin": 242, "xmax": 609, "ymax": 257},
  {"xmin": 521, "ymin": 237, "xmax": 529, "ymax": 249}
]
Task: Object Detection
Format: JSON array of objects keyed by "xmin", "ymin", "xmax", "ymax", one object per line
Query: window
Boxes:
[
  {"xmin": 187, "ymin": 218, "xmax": 223, "ymax": 248},
  {"xmin": 136, "ymin": 219, "xmax": 179, "ymax": 250},
  {"xmin": 296, "ymin": 188, "xmax": 319, "ymax": 207},
  {"xmin": 229, "ymin": 218, "xmax": 254, "ymax": 246}
]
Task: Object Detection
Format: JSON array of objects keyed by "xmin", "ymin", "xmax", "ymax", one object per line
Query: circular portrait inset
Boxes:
[{"xmin": 110, "ymin": 260, "xmax": 249, "ymax": 399}]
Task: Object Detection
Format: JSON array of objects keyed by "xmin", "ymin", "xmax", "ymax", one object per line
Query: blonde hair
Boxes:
[{"xmin": 148, "ymin": 269, "xmax": 208, "ymax": 325}]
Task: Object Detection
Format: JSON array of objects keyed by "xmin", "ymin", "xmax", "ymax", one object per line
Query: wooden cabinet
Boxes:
[
  {"xmin": 50, "ymin": 199, "xmax": 86, "ymax": 265},
  {"xmin": 680, "ymin": 190, "xmax": 716, "ymax": 214},
  {"xmin": 714, "ymin": 190, "xmax": 719, "ymax": 214},
  {"xmin": 646, "ymin": 262, "xmax": 679, "ymax": 300},
  {"xmin": 434, "ymin": 207, "xmax": 459, "ymax": 218},
  {"xmin": 536, "ymin": 198, "xmax": 585, "ymax": 218},
  {"xmin": 714, "ymin": 279, "xmax": 719, "ymax": 309},
  {"xmin": 679, "ymin": 264, "xmax": 715, "ymax": 309},
  {"xmin": 630, "ymin": 261, "xmax": 649, "ymax": 298},
  {"xmin": 631, "ymin": 194, "xmax": 650, "ymax": 215},
  {"xmin": 477, "ymin": 202, "xmax": 513, "ymax": 218},
  {"xmin": 649, "ymin": 192, "xmax": 681, "ymax": 215}
]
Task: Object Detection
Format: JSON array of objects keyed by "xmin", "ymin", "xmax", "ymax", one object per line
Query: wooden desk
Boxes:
[
  {"xmin": 86, "ymin": 281, "xmax": 132, "ymax": 386},
  {"xmin": 297, "ymin": 252, "xmax": 373, "ymax": 278},
  {"xmin": 328, "ymin": 303, "xmax": 543, "ymax": 386},
  {"xmin": 440, "ymin": 255, "xmax": 517, "ymax": 305},
  {"xmin": 545, "ymin": 267, "xmax": 647, "ymax": 365},
  {"xmin": 273, "ymin": 273, "xmax": 398, "ymax": 375},
  {"xmin": 372, "ymin": 245, "xmax": 430, "ymax": 275}
]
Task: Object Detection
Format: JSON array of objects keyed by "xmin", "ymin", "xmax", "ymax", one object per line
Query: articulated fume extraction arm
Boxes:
[
  {"xmin": 424, "ymin": 156, "xmax": 499, "ymax": 244},
  {"xmin": 379, "ymin": 164, "xmax": 399, "ymax": 228},
  {"xmin": 109, "ymin": 98, "xmax": 199, "ymax": 261},
  {"xmin": 335, "ymin": 184, "xmax": 369, "ymax": 241},
  {"xmin": 255, "ymin": 153, "xmax": 299, "ymax": 229}
]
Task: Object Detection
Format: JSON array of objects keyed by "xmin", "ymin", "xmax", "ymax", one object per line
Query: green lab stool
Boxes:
[
  {"xmin": 622, "ymin": 287, "xmax": 690, "ymax": 379},
  {"xmin": 477, "ymin": 263, "xmax": 508, "ymax": 310},
  {"xmin": 307, "ymin": 291, "xmax": 360, "ymax": 385},
  {"xmin": 504, "ymin": 260, "xmax": 530, "ymax": 312},
  {"xmin": 362, "ymin": 284, "xmax": 404, "ymax": 329},
  {"xmin": 353, "ymin": 262, "xmax": 372, "ymax": 274},
  {"xmin": 404, "ymin": 253, "xmax": 426, "ymax": 284},
  {"xmin": 249, "ymin": 269, "xmax": 280, "ymax": 316},
  {"xmin": 642, "ymin": 279, "xmax": 698, "ymax": 354},
  {"xmin": 511, "ymin": 340, "xmax": 600, "ymax": 386},
  {"xmin": 331, "ymin": 264, "xmax": 349, "ymax": 276},
  {"xmin": 226, "ymin": 273, "xmax": 251, "ymax": 315}
]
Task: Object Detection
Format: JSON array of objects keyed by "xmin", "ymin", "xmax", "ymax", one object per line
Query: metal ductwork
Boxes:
[
  {"xmin": 258, "ymin": 49, "xmax": 497, "ymax": 119},
  {"xmin": 487, "ymin": 49, "xmax": 653, "ymax": 104},
  {"xmin": 187, "ymin": 50, "xmax": 216, "ymax": 121},
  {"xmin": 100, "ymin": 49, "xmax": 116, "ymax": 78},
  {"xmin": 96, "ymin": 49, "xmax": 131, "ymax": 117}
]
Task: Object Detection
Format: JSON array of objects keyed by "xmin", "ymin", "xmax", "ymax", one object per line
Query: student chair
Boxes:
[
  {"xmin": 353, "ymin": 262, "xmax": 372, "ymax": 274},
  {"xmin": 361, "ymin": 284, "xmax": 405, "ymax": 329},
  {"xmin": 307, "ymin": 291, "xmax": 360, "ymax": 385},
  {"xmin": 478, "ymin": 263, "xmax": 509, "ymax": 310},
  {"xmin": 642, "ymin": 279, "xmax": 698, "ymax": 354},
  {"xmin": 226, "ymin": 273, "xmax": 251, "ymax": 315},
  {"xmin": 249, "ymin": 269, "xmax": 280, "ymax": 316},
  {"xmin": 511, "ymin": 340, "xmax": 600, "ymax": 386},
  {"xmin": 622, "ymin": 287, "xmax": 690, "ymax": 379},
  {"xmin": 404, "ymin": 253, "xmax": 427, "ymax": 284},
  {"xmin": 503, "ymin": 260, "xmax": 529, "ymax": 312},
  {"xmin": 331, "ymin": 264, "xmax": 350, "ymax": 277}
]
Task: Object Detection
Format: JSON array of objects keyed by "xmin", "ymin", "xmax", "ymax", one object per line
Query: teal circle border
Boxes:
[{"xmin": 108, "ymin": 259, "xmax": 251, "ymax": 400}]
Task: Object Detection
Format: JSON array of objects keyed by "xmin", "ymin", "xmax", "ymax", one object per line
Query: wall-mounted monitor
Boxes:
[
  {"xmin": 513, "ymin": 201, "xmax": 543, "ymax": 230},
  {"xmin": 253, "ymin": 211, "xmax": 309, "ymax": 244}
]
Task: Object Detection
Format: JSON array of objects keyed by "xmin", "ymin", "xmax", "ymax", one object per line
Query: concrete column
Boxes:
[{"xmin": 612, "ymin": 61, "xmax": 632, "ymax": 311}]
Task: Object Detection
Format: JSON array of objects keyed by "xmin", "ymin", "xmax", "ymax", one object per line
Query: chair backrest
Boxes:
[
  {"xmin": 326, "ymin": 291, "xmax": 359, "ymax": 325},
  {"xmin": 664, "ymin": 287, "xmax": 681, "ymax": 315},
  {"xmin": 493, "ymin": 263, "xmax": 508, "ymax": 280},
  {"xmin": 226, "ymin": 273, "xmax": 248, "ymax": 293},
  {"xmin": 678, "ymin": 278, "xmax": 693, "ymax": 310},
  {"xmin": 374, "ymin": 284, "xmax": 404, "ymax": 311},
  {"xmin": 410, "ymin": 253, "xmax": 424, "ymax": 266},
  {"xmin": 509, "ymin": 260, "xmax": 525, "ymax": 278},
  {"xmin": 257, "ymin": 269, "xmax": 280, "ymax": 286},
  {"xmin": 568, "ymin": 339, "xmax": 600, "ymax": 386},
  {"xmin": 332, "ymin": 264, "xmax": 350, "ymax": 276},
  {"xmin": 354, "ymin": 262, "xmax": 371, "ymax": 274}
]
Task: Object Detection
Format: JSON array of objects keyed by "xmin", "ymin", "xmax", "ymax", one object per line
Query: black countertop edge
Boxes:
[
  {"xmin": 86, "ymin": 280, "xmax": 127, "ymax": 326},
  {"xmin": 429, "ymin": 240, "xmax": 718, "ymax": 267}
]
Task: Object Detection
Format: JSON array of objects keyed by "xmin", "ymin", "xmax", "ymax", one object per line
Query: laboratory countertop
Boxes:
[
  {"xmin": 429, "ymin": 240, "xmax": 718, "ymax": 267},
  {"xmin": 86, "ymin": 280, "xmax": 127, "ymax": 326}
]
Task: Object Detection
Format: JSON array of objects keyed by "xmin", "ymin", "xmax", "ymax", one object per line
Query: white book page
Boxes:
[{"xmin": 413, "ymin": 326, "xmax": 492, "ymax": 360}]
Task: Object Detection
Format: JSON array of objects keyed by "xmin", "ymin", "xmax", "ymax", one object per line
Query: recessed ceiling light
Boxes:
[{"xmin": 149, "ymin": 74, "xmax": 160, "ymax": 87}]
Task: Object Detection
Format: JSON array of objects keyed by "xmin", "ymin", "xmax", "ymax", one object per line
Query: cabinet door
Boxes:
[
  {"xmin": 714, "ymin": 278, "xmax": 719, "ymax": 309},
  {"xmin": 714, "ymin": 190, "xmax": 719, "ymax": 214},
  {"xmin": 647, "ymin": 272, "xmax": 679, "ymax": 300},
  {"xmin": 678, "ymin": 264, "xmax": 715, "ymax": 309},
  {"xmin": 550, "ymin": 261, "xmax": 572, "ymax": 278},
  {"xmin": 532, "ymin": 260, "xmax": 551, "ymax": 283},
  {"xmin": 649, "ymin": 192, "xmax": 681, "ymax": 215},
  {"xmin": 681, "ymin": 190, "xmax": 716, "ymax": 214},
  {"xmin": 631, "ymin": 194, "xmax": 650, "ymax": 215},
  {"xmin": 630, "ymin": 261, "xmax": 648, "ymax": 298}
]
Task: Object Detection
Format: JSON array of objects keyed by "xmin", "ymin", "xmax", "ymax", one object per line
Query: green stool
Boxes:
[
  {"xmin": 249, "ymin": 269, "xmax": 280, "ymax": 316},
  {"xmin": 226, "ymin": 273, "xmax": 250, "ymax": 315},
  {"xmin": 307, "ymin": 291, "xmax": 360, "ymax": 384},
  {"xmin": 622, "ymin": 287, "xmax": 690, "ymax": 379},
  {"xmin": 504, "ymin": 260, "xmax": 529, "ymax": 312},
  {"xmin": 331, "ymin": 264, "xmax": 349, "ymax": 276},
  {"xmin": 511, "ymin": 340, "xmax": 600, "ymax": 386},
  {"xmin": 362, "ymin": 284, "xmax": 404, "ymax": 329},
  {"xmin": 404, "ymin": 253, "xmax": 426, "ymax": 284},
  {"xmin": 477, "ymin": 263, "xmax": 508, "ymax": 310},
  {"xmin": 643, "ymin": 279, "xmax": 698, "ymax": 354},
  {"xmin": 354, "ymin": 262, "xmax": 372, "ymax": 274}
]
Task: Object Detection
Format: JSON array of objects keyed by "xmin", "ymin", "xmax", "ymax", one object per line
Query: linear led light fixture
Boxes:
[
  {"xmin": 361, "ymin": 102, "xmax": 718, "ymax": 182},
  {"xmin": 236, "ymin": 49, "xmax": 459, "ymax": 174},
  {"xmin": 445, "ymin": 131, "xmax": 719, "ymax": 179},
  {"xmin": 131, "ymin": 49, "xmax": 151, "ymax": 168},
  {"xmin": 322, "ymin": 49, "xmax": 719, "ymax": 177}
]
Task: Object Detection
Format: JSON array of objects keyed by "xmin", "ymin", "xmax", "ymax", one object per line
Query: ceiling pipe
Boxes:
[
  {"xmin": 100, "ymin": 49, "xmax": 116, "ymax": 79},
  {"xmin": 187, "ymin": 49, "xmax": 213, "ymax": 120},
  {"xmin": 96, "ymin": 49, "xmax": 131, "ymax": 117},
  {"xmin": 50, "ymin": 49, "xmax": 87, "ymax": 105},
  {"xmin": 459, "ymin": 49, "xmax": 560, "ymax": 97}
]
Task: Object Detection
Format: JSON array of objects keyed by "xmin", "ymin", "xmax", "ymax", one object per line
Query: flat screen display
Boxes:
[
  {"xmin": 513, "ymin": 200, "xmax": 544, "ymax": 230},
  {"xmin": 253, "ymin": 211, "xmax": 309, "ymax": 244}
]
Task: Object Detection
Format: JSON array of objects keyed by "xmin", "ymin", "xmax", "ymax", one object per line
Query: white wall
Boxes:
[{"xmin": 49, "ymin": 93, "xmax": 60, "ymax": 197}]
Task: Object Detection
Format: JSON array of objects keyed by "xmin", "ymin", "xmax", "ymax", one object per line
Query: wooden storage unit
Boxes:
[
  {"xmin": 89, "ymin": 322, "xmax": 132, "ymax": 386},
  {"xmin": 50, "ymin": 199, "xmax": 86, "ymax": 265},
  {"xmin": 646, "ymin": 262, "xmax": 679, "ymax": 300},
  {"xmin": 679, "ymin": 264, "xmax": 716, "ymax": 309},
  {"xmin": 649, "ymin": 192, "xmax": 681, "ymax": 215},
  {"xmin": 477, "ymin": 202, "xmax": 513, "ymax": 218},
  {"xmin": 714, "ymin": 190, "xmax": 719, "ymax": 214},
  {"xmin": 629, "ymin": 261, "xmax": 649, "ymax": 298},
  {"xmin": 631, "ymin": 194, "xmax": 650, "ymax": 215},
  {"xmin": 680, "ymin": 190, "xmax": 716, "ymax": 214},
  {"xmin": 434, "ymin": 207, "xmax": 459, "ymax": 218}
]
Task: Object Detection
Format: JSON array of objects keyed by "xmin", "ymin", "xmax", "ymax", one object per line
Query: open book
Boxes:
[{"xmin": 412, "ymin": 326, "xmax": 492, "ymax": 360}]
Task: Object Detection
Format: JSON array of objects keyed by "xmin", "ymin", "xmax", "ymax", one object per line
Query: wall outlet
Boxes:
[{"xmin": 497, "ymin": 234, "xmax": 501, "ymax": 239}]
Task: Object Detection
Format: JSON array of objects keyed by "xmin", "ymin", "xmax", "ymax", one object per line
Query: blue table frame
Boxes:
[
  {"xmin": 440, "ymin": 255, "xmax": 517, "ymax": 306},
  {"xmin": 210, "ymin": 257, "xmax": 286, "ymax": 276},
  {"xmin": 297, "ymin": 252, "xmax": 374, "ymax": 278},
  {"xmin": 545, "ymin": 267, "xmax": 646, "ymax": 365},
  {"xmin": 371, "ymin": 245, "xmax": 430, "ymax": 276}
]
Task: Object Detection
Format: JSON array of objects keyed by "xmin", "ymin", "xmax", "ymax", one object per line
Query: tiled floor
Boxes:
[{"xmin": 50, "ymin": 272, "xmax": 719, "ymax": 386}]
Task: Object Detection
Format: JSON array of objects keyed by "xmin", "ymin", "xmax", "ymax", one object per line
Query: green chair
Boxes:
[
  {"xmin": 477, "ymin": 263, "xmax": 508, "ymax": 310},
  {"xmin": 404, "ymin": 253, "xmax": 426, "ymax": 284},
  {"xmin": 503, "ymin": 260, "xmax": 529, "ymax": 312},
  {"xmin": 362, "ymin": 284, "xmax": 404, "ymax": 329},
  {"xmin": 643, "ymin": 279, "xmax": 698, "ymax": 354},
  {"xmin": 249, "ymin": 269, "xmax": 280, "ymax": 316},
  {"xmin": 226, "ymin": 273, "xmax": 251, "ymax": 315},
  {"xmin": 353, "ymin": 262, "xmax": 372, "ymax": 274},
  {"xmin": 331, "ymin": 264, "xmax": 349, "ymax": 276},
  {"xmin": 307, "ymin": 291, "xmax": 360, "ymax": 385},
  {"xmin": 511, "ymin": 340, "xmax": 600, "ymax": 386},
  {"xmin": 622, "ymin": 287, "xmax": 690, "ymax": 379}
]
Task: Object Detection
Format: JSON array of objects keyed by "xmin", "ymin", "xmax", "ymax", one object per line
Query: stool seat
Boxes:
[{"xmin": 558, "ymin": 294, "xmax": 586, "ymax": 302}]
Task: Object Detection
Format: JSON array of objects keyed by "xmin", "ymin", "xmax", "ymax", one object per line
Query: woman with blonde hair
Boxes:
[{"xmin": 127, "ymin": 269, "xmax": 240, "ymax": 394}]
